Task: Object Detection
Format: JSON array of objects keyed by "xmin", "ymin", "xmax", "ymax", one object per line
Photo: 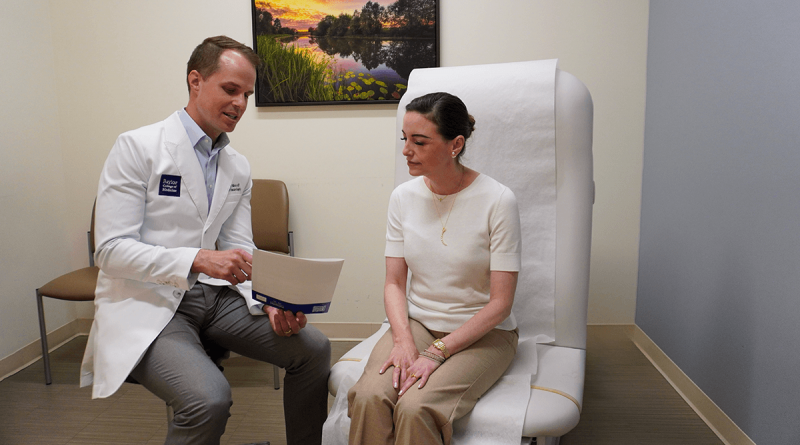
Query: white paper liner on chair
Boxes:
[
  {"xmin": 395, "ymin": 60, "xmax": 559, "ymax": 346},
  {"xmin": 451, "ymin": 374, "xmax": 532, "ymax": 445},
  {"xmin": 323, "ymin": 347, "xmax": 370, "ymax": 445},
  {"xmin": 322, "ymin": 373, "xmax": 360, "ymax": 445}
]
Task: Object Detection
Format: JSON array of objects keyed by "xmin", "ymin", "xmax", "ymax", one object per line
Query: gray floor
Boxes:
[{"xmin": 0, "ymin": 326, "xmax": 723, "ymax": 444}]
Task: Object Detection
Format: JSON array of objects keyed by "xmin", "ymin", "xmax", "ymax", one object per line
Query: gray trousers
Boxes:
[{"xmin": 129, "ymin": 283, "xmax": 331, "ymax": 445}]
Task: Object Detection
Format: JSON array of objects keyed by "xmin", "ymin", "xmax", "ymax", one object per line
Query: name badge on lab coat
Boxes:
[{"xmin": 159, "ymin": 174, "xmax": 181, "ymax": 197}]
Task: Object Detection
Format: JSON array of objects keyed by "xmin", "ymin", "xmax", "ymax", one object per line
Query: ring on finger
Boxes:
[{"xmin": 284, "ymin": 329, "xmax": 292, "ymax": 335}]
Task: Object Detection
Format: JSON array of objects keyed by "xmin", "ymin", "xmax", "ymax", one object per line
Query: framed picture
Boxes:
[{"xmin": 251, "ymin": 0, "xmax": 439, "ymax": 106}]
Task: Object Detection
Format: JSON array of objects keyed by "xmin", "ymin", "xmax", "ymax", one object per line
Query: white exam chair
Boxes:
[{"xmin": 328, "ymin": 61, "xmax": 594, "ymax": 445}]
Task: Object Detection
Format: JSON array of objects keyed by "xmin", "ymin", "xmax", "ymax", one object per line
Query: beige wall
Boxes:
[
  {"xmin": 1, "ymin": 0, "xmax": 648, "ymax": 361},
  {"xmin": 1, "ymin": 1, "xmax": 80, "ymax": 361}
]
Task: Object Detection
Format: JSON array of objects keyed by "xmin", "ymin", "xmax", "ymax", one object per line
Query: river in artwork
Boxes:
[{"xmin": 279, "ymin": 35, "xmax": 436, "ymax": 90}]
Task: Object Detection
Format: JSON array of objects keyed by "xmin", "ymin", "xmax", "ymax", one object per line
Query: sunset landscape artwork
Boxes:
[{"xmin": 251, "ymin": 0, "xmax": 438, "ymax": 106}]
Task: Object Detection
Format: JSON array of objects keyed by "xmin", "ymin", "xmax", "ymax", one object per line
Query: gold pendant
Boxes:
[{"xmin": 441, "ymin": 227, "xmax": 447, "ymax": 246}]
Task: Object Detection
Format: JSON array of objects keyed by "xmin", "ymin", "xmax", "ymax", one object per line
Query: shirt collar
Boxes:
[{"xmin": 178, "ymin": 109, "xmax": 230, "ymax": 153}]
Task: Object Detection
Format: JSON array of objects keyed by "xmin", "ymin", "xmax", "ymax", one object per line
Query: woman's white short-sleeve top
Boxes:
[{"xmin": 385, "ymin": 174, "xmax": 521, "ymax": 332}]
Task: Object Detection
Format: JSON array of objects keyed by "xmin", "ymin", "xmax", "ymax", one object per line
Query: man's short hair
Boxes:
[{"xmin": 186, "ymin": 36, "xmax": 261, "ymax": 93}]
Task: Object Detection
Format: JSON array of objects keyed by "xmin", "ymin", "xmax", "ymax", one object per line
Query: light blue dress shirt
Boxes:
[{"xmin": 178, "ymin": 109, "xmax": 230, "ymax": 213}]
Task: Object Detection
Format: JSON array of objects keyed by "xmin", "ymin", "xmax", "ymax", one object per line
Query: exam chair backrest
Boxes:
[{"xmin": 550, "ymin": 69, "xmax": 593, "ymax": 349}]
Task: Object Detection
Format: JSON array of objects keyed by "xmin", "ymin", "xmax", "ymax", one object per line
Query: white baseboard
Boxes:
[
  {"xmin": 0, "ymin": 319, "xmax": 382, "ymax": 381},
  {"xmin": 629, "ymin": 325, "xmax": 755, "ymax": 445},
  {"xmin": 0, "ymin": 318, "xmax": 91, "ymax": 381}
]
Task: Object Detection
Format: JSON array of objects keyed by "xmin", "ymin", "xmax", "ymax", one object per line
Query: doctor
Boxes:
[{"xmin": 80, "ymin": 36, "xmax": 330, "ymax": 445}]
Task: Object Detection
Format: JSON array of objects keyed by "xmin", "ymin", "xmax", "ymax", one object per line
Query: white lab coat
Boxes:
[{"xmin": 80, "ymin": 111, "xmax": 260, "ymax": 399}]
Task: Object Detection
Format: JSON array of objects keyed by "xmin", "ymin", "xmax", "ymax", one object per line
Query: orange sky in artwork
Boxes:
[{"xmin": 254, "ymin": 0, "xmax": 394, "ymax": 31}]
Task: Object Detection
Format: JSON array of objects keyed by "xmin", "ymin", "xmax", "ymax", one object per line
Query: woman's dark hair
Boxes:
[{"xmin": 405, "ymin": 92, "xmax": 476, "ymax": 162}]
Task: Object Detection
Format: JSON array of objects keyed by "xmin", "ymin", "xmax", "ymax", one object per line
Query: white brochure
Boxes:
[{"xmin": 251, "ymin": 249, "xmax": 344, "ymax": 314}]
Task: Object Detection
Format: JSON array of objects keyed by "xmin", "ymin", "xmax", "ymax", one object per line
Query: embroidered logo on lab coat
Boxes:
[
  {"xmin": 229, "ymin": 183, "xmax": 241, "ymax": 192},
  {"xmin": 159, "ymin": 175, "xmax": 181, "ymax": 197}
]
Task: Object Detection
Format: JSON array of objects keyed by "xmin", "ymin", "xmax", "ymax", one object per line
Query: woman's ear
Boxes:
[{"xmin": 451, "ymin": 135, "xmax": 465, "ymax": 157}]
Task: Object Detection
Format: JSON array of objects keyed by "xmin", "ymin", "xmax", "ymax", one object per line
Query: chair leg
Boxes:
[
  {"xmin": 273, "ymin": 364, "xmax": 280, "ymax": 390},
  {"xmin": 35, "ymin": 290, "xmax": 52, "ymax": 385}
]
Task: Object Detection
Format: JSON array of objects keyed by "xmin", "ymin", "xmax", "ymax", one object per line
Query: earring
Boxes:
[{"xmin": 451, "ymin": 151, "xmax": 457, "ymax": 158}]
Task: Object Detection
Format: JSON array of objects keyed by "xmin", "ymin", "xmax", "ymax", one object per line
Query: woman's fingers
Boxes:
[
  {"xmin": 416, "ymin": 372, "xmax": 430, "ymax": 389},
  {"xmin": 398, "ymin": 370, "xmax": 422, "ymax": 396},
  {"xmin": 399, "ymin": 358, "xmax": 441, "ymax": 395},
  {"xmin": 393, "ymin": 366, "xmax": 402, "ymax": 388},
  {"xmin": 379, "ymin": 359, "xmax": 392, "ymax": 375}
]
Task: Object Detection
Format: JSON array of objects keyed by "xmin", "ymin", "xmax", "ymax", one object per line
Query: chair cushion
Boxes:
[
  {"xmin": 329, "ymin": 324, "xmax": 585, "ymax": 438},
  {"xmin": 38, "ymin": 266, "xmax": 99, "ymax": 301}
]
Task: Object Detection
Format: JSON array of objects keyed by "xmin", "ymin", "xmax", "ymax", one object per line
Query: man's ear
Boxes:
[{"xmin": 187, "ymin": 70, "xmax": 202, "ymax": 94}]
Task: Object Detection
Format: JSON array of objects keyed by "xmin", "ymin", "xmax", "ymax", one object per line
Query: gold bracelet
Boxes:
[
  {"xmin": 432, "ymin": 339, "xmax": 450, "ymax": 359},
  {"xmin": 420, "ymin": 350, "xmax": 445, "ymax": 364}
]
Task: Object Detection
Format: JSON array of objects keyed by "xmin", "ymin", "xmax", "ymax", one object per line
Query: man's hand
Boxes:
[
  {"xmin": 264, "ymin": 306, "xmax": 307, "ymax": 337},
  {"xmin": 191, "ymin": 249, "xmax": 253, "ymax": 285}
]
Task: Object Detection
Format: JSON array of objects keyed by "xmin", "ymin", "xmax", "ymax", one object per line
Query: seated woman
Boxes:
[{"xmin": 347, "ymin": 92, "xmax": 521, "ymax": 445}]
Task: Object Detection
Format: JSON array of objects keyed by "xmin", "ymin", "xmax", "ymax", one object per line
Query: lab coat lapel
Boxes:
[
  {"xmin": 208, "ymin": 147, "xmax": 233, "ymax": 226},
  {"xmin": 163, "ymin": 113, "xmax": 209, "ymax": 220}
]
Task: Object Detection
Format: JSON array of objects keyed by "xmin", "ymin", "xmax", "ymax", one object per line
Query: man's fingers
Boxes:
[
  {"xmin": 276, "ymin": 312, "xmax": 290, "ymax": 335},
  {"xmin": 235, "ymin": 248, "xmax": 254, "ymax": 264},
  {"xmin": 266, "ymin": 307, "xmax": 287, "ymax": 336},
  {"xmin": 237, "ymin": 251, "xmax": 252, "ymax": 278},
  {"xmin": 229, "ymin": 251, "xmax": 251, "ymax": 283},
  {"xmin": 193, "ymin": 249, "xmax": 254, "ymax": 282},
  {"xmin": 284, "ymin": 312, "xmax": 301, "ymax": 333},
  {"xmin": 295, "ymin": 312, "xmax": 307, "ymax": 328}
]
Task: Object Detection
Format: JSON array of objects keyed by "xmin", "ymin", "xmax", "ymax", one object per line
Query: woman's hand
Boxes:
[
  {"xmin": 379, "ymin": 340, "xmax": 419, "ymax": 390},
  {"xmin": 398, "ymin": 348, "xmax": 444, "ymax": 396}
]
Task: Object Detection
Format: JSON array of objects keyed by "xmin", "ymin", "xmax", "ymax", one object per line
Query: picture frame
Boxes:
[{"xmin": 251, "ymin": 0, "xmax": 439, "ymax": 107}]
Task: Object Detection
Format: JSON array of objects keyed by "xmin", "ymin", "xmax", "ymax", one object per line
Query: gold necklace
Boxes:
[{"xmin": 430, "ymin": 173, "xmax": 464, "ymax": 246}]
